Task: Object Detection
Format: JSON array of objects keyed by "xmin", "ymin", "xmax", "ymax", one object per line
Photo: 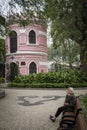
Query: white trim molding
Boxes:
[
  {"xmin": 6, "ymin": 51, "xmax": 47, "ymax": 56},
  {"xmin": 19, "ymin": 29, "xmax": 26, "ymax": 33},
  {"xmin": 39, "ymin": 31, "xmax": 47, "ymax": 36},
  {"xmin": 39, "ymin": 61, "xmax": 48, "ymax": 66}
]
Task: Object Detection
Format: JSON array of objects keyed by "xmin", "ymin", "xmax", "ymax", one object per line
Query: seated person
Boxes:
[{"xmin": 49, "ymin": 87, "xmax": 76, "ymax": 122}]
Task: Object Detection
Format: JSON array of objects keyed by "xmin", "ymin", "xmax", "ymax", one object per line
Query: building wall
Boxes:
[{"xmin": 6, "ymin": 23, "xmax": 48, "ymax": 75}]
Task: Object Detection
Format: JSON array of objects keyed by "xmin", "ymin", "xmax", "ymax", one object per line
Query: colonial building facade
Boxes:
[{"xmin": 5, "ymin": 23, "xmax": 48, "ymax": 75}]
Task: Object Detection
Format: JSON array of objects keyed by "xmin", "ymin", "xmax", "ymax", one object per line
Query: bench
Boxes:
[
  {"xmin": 57, "ymin": 97, "xmax": 87, "ymax": 130},
  {"xmin": 74, "ymin": 98, "xmax": 87, "ymax": 130}
]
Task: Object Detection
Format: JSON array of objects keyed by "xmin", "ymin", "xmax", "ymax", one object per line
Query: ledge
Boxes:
[{"xmin": 0, "ymin": 89, "xmax": 5, "ymax": 98}]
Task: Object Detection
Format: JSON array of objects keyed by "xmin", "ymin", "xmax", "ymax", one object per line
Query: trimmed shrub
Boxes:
[
  {"xmin": 13, "ymin": 70, "xmax": 87, "ymax": 84},
  {"xmin": 8, "ymin": 69, "xmax": 87, "ymax": 88},
  {"xmin": 8, "ymin": 82, "xmax": 87, "ymax": 88}
]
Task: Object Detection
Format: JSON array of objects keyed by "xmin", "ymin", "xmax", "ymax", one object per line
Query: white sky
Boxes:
[
  {"xmin": 47, "ymin": 23, "xmax": 53, "ymax": 46},
  {"xmin": 0, "ymin": 0, "xmax": 11, "ymax": 17}
]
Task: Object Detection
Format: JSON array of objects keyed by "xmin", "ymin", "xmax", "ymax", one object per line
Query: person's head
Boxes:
[{"xmin": 67, "ymin": 87, "xmax": 74, "ymax": 94}]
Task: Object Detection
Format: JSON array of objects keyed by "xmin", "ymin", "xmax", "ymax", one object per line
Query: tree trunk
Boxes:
[
  {"xmin": 69, "ymin": 63, "xmax": 73, "ymax": 69},
  {"xmin": 80, "ymin": 44, "xmax": 87, "ymax": 73}
]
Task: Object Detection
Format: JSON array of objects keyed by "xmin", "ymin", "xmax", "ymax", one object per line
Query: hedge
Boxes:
[
  {"xmin": 13, "ymin": 71, "xmax": 87, "ymax": 84},
  {"xmin": 7, "ymin": 82, "xmax": 87, "ymax": 88}
]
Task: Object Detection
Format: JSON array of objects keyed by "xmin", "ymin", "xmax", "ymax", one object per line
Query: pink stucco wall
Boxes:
[{"xmin": 6, "ymin": 23, "xmax": 48, "ymax": 75}]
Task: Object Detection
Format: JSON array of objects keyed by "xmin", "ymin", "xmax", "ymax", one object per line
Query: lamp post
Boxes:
[{"xmin": 5, "ymin": 62, "xmax": 6, "ymax": 83}]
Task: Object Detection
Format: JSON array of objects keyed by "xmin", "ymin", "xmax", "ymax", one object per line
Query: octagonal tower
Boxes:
[{"xmin": 6, "ymin": 23, "xmax": 48, "ymax": 75}]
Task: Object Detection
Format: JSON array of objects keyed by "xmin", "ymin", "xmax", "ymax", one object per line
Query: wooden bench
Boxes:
[
  {"xmin": 74, "ymin": 98, "xmax": 87, "ymax": 130},
  {"xmin": 57, "ymin": 97, "xmax": 87, "ymax": 130}
]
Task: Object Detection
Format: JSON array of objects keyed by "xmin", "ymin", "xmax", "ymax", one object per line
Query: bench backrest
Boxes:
[{"xmin": 74, "ymin": 98, "xmax": 87, "ymax": 130}]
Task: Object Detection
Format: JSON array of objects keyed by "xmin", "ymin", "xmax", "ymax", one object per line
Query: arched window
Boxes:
[
  {"xmin": 29, "ymin": 30, "xmax": 36, "ymax": 44},
  {"xmin": 29, "ymin": 62, "xmax": 37, "ymax": 74},
  {"xmin": 10, "ymin": 31, "xmax": 17, "ymax": 53}
]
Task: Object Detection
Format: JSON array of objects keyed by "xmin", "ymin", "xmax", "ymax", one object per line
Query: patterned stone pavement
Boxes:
[{"xmin": 0, "ymin": 88, "xmax": 87, "ymax": 130}]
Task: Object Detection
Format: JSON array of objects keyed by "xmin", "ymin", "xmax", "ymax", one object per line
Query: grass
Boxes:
[{"xmin": 80, "ymin": 95, "xmax": 87, "ymax": 127}]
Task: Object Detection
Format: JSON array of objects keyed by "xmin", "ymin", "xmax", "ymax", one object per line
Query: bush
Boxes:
[
  {"xmin": 13, "ymin": 70, "xmax": 87, "ymax": 84},
  {"xmin": 0, "ymin": 77, "xmax": 5, "ymax": 84},
  {"xmin": 8, "ymin": 82, "xmax": 87, "ymax": 88}
]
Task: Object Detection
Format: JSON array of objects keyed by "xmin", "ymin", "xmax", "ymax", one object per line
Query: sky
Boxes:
[{"xmin": 0, "ymin": 0, "xmax": 10, "ymax": 17}]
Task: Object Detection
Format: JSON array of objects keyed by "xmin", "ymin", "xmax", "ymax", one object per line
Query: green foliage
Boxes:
[
  {"xmin": 14, "ymin": 74, "xmax": 36, "ymax": 84},
  {"xmin": 82, "ymin": 96, "xmax": 87, "ymax": 108},
  {"xmin": 7, "ymin": 0, "xmax": 47, "ymax": 26},
  {"xmin": 0, "ymin": 15, "xmax": 5, "ymax": 26},
  {"xmin": 0, "ymin": 77, "xmax": 5, "ymax": 83},
  {"xmin": 13, "ymin": 70, "xmax": 87, "ymax": 85},
  {"xmin": 8, "ymin": 82, "xmax": 87, "ymax": 88},
  {"xmin": 0, "ymin": 39, "xmax": 6, "ymax": 62},
  {"xmin": 48, "ymin": 40, "xmax": 80, "ymax": 69},
  {"xmin": 80, "ymin": 95, "xmax": 87, "ymax": 125},
  {"xmin": 8, "ymin": 68, "xmax": 87, "ymax": 88},
  {"xmin": 0, "ymin": 15, "xmax": 6, "ymax": 36},
  {"xmin": 44, "ymin": 0, "xmax": 87, "ymax": 73},
  {"xmin": 44, "ymin": 0, "xmax": 85, "ymax": 44}
]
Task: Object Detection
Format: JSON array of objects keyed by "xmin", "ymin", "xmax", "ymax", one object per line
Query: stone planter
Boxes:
[{"xmin": 0, "ymin": 89, "xmax": 5, "ymax": 98}]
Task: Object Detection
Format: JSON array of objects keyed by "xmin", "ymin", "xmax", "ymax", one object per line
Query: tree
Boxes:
[
  {"xmin": 61, "ymin": 39, "xmax": 80, "ymax": 68},
  {"xmin": 0, "ymin": 38, "xmax": 6, "ymax": 77},
  {"xmin": 44, "ymin": 0, "xmax": 87, "ymax": 73},
  {"xmin": 48, "ymin": 39, "xmax": 80, "ymax": 71},
  {"xmin": 0, "ymin": 39, "xmax": 6, "ymax": 62},
  {"xmin": 7, "ymin": 0, "xmax": 47, "ymax": 26},
  {"xmin": 0, "ymin": 3, "xmax": 7, "ymax": 77},
  {"xmin": 48, "ymin": 44, "xmax": 62, "ymax": 71},
  {"xmin": 0, "ymin": 15, "xmax": 6, "ymax": 63}
]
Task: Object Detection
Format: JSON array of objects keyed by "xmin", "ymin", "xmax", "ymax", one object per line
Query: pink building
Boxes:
[{"xmin": 6, "ymin": 23, "xmax": 48, "ymax": 75}]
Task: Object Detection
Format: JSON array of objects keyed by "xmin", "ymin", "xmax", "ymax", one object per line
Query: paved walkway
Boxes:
[{"xmin": 0, "ymin": 88, "xmax": 87, "ymax": 130}]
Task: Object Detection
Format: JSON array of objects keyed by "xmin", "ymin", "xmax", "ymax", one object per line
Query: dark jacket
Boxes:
[{"xmin": 64, "ymin": 93, "xmax": 76, "ymax": 108}]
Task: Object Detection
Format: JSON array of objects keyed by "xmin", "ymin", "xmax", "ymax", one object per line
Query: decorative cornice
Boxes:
[{"xmin": 6, "ymin": 51, "xmax": 47, "ymax": 56}]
